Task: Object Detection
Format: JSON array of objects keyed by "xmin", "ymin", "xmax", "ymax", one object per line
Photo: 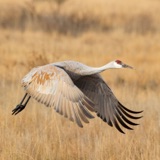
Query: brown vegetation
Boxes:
[{"xmin": 0, "ymin": 0, "xmax": 160, "ymax": 159}]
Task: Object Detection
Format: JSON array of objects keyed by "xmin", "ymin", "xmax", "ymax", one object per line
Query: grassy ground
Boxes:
[{"xmin": 0, "ymin": 0, "xmax": 160, "ymax": 159}]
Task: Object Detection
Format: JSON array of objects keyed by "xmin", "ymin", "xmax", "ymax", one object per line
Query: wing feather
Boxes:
[
  {"xmin": 22, "ymin": 65, "xmax": 95, "ymax": 127},
  {"xmin": 72, "ymin": 105, "xmax": 83, "ymax": 127},
  {"xmin": 75, "ymin": 74, "xmax": 143, "ymax": 133},
  {"xmin": 77, "ymin": 104, "xmax": 89, "ymax": 123}
]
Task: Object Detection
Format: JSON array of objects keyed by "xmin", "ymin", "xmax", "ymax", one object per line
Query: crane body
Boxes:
[{"xmin": 12, "ymin": 60, "xmax": 142, "ymax": 134}]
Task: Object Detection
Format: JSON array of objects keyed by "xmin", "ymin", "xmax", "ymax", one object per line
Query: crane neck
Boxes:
[
  {"xmin": 80, "ymin": 61, "xmax": 116, "ymax": 76},
  {"xmin": 90, "ymin": 62, "xmax": 116, "ymax": 74},
  {"xmin": 97, "ymin": 62, "xmax": 115, "ymax": 71},
  {"xmin": 52, "ymin": 61, "xmax": 116, "ymax": 76}
]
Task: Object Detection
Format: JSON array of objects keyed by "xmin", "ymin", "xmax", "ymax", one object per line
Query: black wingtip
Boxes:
[
  {"xmin": 113, "ymin": 119, "xmax": 125, "ymax": 134},
  {"xmin": 118, "ymin": 102, "xmax": 143, "ymax": 114},
  {"xmin": 118, "ymin": 107, "xmax": 143, "ymax": 120},
  {"xmin": 115, "ymin": 112, "xmax": 134, "ymax": 130}
]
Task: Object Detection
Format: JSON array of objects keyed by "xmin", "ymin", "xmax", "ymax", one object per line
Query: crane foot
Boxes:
[{"xmin": 12, "ymin": 104, "xmax": 25, "ymax": 115}]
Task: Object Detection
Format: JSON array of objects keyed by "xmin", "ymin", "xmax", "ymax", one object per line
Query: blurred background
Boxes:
[{"xmin": 0, "ymin": 0, "xmax": 159, "ymax": 159}]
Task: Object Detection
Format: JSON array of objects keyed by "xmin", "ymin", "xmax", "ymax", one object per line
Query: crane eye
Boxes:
[{"xmin": 115, "ymin": 60, "xmax": 122, "ymax": 64}]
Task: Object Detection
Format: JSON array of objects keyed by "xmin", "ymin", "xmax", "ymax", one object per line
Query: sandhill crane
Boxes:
[{"xmin": 12, "ymin": 60, "xmax": 143, "ymax": 134}]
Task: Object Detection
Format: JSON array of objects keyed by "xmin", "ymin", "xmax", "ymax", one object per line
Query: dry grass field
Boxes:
[{"xmin": 0, "ymin": 0, "xmax": 160, "ymax": 159}]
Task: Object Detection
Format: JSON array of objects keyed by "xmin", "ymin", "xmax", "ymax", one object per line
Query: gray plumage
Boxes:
[{"xmin": 12, "ymin": 60, "xmax": 143, "ymax": 134}]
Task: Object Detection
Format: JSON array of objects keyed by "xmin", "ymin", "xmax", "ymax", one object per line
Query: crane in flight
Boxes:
[{"xmin": 12, "ymin": 60, "xmax": 143, "ymax": 134}]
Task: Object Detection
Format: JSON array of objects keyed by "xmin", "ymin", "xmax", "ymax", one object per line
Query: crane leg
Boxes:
[{"xmin": 12, "ymin": 93, "xmax": 31, "ymax": 115}]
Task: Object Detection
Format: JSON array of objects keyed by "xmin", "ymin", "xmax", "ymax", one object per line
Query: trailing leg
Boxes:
[{"xmin": 12, "ymin": 93, "xmax": 31, "ymax": 115}]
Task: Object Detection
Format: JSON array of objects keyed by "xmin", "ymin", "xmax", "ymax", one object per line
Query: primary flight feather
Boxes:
[{"xmin": 12, "ymin": 60, "xmax": 143, "ymax": 134}]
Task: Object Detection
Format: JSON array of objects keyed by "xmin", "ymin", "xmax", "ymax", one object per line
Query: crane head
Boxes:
[{"xmin": 115, "ymin": 60, "xmax": 133, "ymax": 69}]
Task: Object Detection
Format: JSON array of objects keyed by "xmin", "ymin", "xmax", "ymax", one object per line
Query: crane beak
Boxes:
[{"xmin": 122, "ymin": 63, "xmax": 133, "ymax": 69}]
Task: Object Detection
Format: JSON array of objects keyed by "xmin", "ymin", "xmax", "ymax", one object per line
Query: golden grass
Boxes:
[{"xmin": 0, "ymin": 0, "xmax": 160, "ymax": 159}]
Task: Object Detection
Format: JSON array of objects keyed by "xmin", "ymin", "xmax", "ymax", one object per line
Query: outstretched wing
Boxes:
[
  {"xmin": 21, "ymin": 64, "xmax": 95, "ymax": 127},
  {"xmin": 75, "ymin": 74, "xmax": 143, "ymax": 133}
]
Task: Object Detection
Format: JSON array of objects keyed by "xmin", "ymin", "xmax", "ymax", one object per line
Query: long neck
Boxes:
[
  {"xmin": 95, "ymin": 62, "xmax": 115, "ymax": 72},
  {"xmin": 81, "ymin": 62, "xmax": 115, "ymax": 75},
  {"xmin": 52, "ymin": 61, "xmax": 115, "ymax": 76}
]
